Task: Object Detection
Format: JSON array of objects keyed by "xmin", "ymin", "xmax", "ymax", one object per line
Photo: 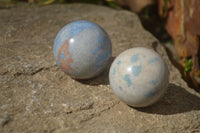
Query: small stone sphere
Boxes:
[
  {"xmin": 109, "ymin": 47, "xmax": 169, "ymax": 107},
  {"xmin": 54, "ymin": 20, "xmax": 112, "ymax": 79}
]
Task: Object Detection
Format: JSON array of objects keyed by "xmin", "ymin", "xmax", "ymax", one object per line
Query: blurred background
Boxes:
[{"xmin": 1, "ymin": 0, "xmax": 200, "ymax": 91}]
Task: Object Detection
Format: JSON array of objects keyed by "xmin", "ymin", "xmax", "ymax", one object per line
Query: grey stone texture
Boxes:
[{"xmin": 0, "ymin": 3, "xmax": 200, "ymax": 133}]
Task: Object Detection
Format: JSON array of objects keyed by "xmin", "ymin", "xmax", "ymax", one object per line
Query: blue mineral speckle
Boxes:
[
  {"xmin": 91, "ymin": 43, "xmax": 104, "ymax": 54},
  {"xmin": 131, "ymin": 65, "xmax": 142, "ymax": 76},
  {"xmin": 95, "ymin": 50, "xmax": 111, "ymax": 68},
  {"xmin": 54, "ymin": 37, "xmax": 59, "ymax": 55},
  {"xmin": 150, "ymin": 80, "xmax": 158, "ymax": 85},
  {"xmin": 60, "ymin": 52, "xmax": 65, "ymax": 59},
  {"xmin": 148, "ymin": 57, "xmax": 158, "ymax": 64},
  {"xmin": 119, "ymin": 86, "xmax": 123, "ymax": 91},
  {"xmin": 91, "ymin": 35, "xmax": 110, "ymax": 54},
  {"xmin": 54, "ymin": 35, "xmax": 59, "ymax": 46},
  {"xmin": 124, "ymin": 74, "xmax": 132, "ymax": 87},
  {"xmin": 68, "ymin": 21, "xmax": 95, "ymax": 37},
  {"xmin": 113, "ymin": 67, "xmax": 116, "ymax": 75},
  {"xmin": 117, "ymin": 60, "xmax": 121, "ymax": 66},
  {"xmin": 66, "ymin": 55, "xmax": 70, "ymax": 58},
  {"xmin": 131, "ymin": 54, "xmax": 139, "ymax": 63},
  {"xmin": 145, "ymin": 90, "xmax": 157, "ymax": 98},
  {"xmin": 96, "ymin": 35, "xmax": 109, "ymax": 45}
]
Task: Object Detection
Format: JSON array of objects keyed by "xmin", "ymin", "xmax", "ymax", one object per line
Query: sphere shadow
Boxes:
[
  {"xmin": 136, "ymin": 83, "xmax": 200, "ymax": 115},
  {"xmin": 77, "ymin": 56, "xmax": 115, "ymax": 86}
]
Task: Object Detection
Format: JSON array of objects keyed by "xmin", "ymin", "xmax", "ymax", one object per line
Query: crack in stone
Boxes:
[
  {"xmin": 0, "ymin": 66, "xmax": 55, "ymax": 77},
  {"xmin": 80, "ymin": 101, "xmax": 120, "ymax": 123},
  {"xmin": 0, "ymin": 114, "xmax": 12, "ymax": 127},
  {"xmin": 63, "ymin": 101, "xmax": 94, "ymax": 114},
  {"xmin": 97, "ymin": 101, "xmax": 120, "ymax": 115},
  {"xmin": 13, "ymin": 67, "xmax": 49, "ymax": 77}
]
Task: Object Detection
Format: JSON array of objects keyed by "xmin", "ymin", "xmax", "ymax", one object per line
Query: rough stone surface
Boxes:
[{"xmin": 0, "ymin": 3, "xmax": 200, "ymax": 133}]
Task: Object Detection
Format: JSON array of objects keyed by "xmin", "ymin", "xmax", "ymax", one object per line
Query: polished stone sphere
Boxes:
[
  {"xmin": 109, "ymin": 47, "xmax": 169, "ymax": 107},
  {"xmin": 54, "ymin": 20, "xmax": 112, "ymax": 79}
]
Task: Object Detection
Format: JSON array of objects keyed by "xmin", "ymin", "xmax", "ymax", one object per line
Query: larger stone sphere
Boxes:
[{"xmin": 54, "ymin": 20, "xmax": 112, "ymax": 79}]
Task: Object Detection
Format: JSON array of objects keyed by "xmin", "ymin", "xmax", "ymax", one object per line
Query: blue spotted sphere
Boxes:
[
  {"xmin": 109, "ymin": 47, "xmax": 169, "ymax": 107},
  {"xmin": 54, "ymin": 20, "xmax": 112, "ymax": 79}
]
